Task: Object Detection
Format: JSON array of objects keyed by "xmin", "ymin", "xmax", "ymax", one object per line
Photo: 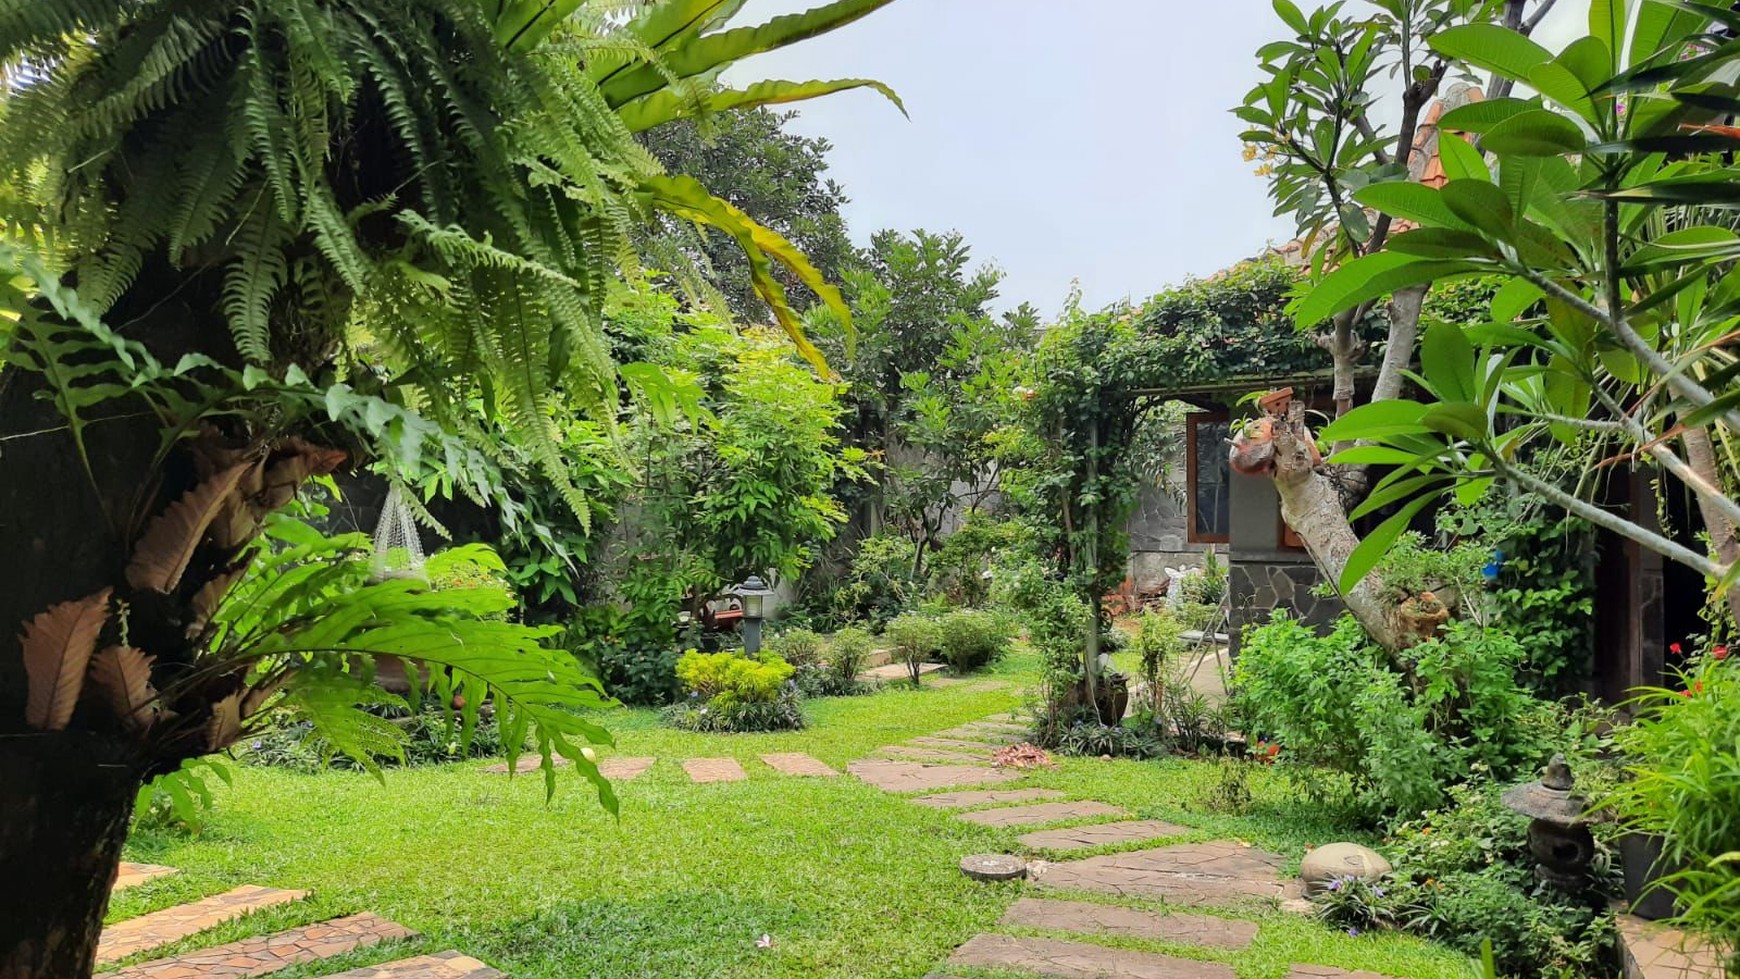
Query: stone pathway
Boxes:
[
  {"xmin": 97, "ymin": 886, "xmax": 309, "ymax": 965},
  {"xmin": 858, "ymin": 662, "xmax": 944, "ymax": 682},
  {"xmin": 1619, "ymin": 912, "xmax": 1726, "ymax": 979},
  {"xmin": 598, "ymin": 756, "xmax": 655, "ymax": 780},
  {"xmin": 115, "ymin": 863, "xmax": 179, "ymax": 892},
  {"xmin": 682, "ymin": 757, "xmax": 748, "ymax": 783},
  {"xmin": 321, "ymin": 951, "xmax": 502, "ymax": 977},
  {"xmin": 948, "ymin": 934, "xmax": 1235, "ymax": 979},
  {"xmin": 848, "ymin": 758, "xmax": 1022, "ymax": 792},
  {"xmin": 895, "ymin": 711, "xmax": 1393, "ymax": 979},
  {"xmin": 1017, "ymin": 819, "xmax": 1189, "ymax": 851},
  {"xmin": 109, "ymin": 912, "xmax": 414, "ymax": 978},
  {"xmin": 760, "ymin": 753, "xmax": 839, "ymax": 777},
  {"xmin": 878, "ymin": 745, "xmax": 993, "ymax": 764},
  {"xmin": 1032, "ymin": 840, "xmax": 1304, "ymax": 906},
  {"xmin": 956, "ymin": 800, "xmax": 1128, "ymax": 828},
  {"xmin": 912, "ymin": 788, "xmax": 1066, "ymax": 808},
  {"xmin": 1001, "ymin": 898, "xmax": 1256, "ymax": 949}
]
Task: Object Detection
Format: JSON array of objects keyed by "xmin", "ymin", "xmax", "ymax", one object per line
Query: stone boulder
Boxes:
[{"xmin": 1300, "ymin": 843, "xmax": 1391, "ymax": 895}]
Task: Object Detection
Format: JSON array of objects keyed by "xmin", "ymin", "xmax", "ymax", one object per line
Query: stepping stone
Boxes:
[
  {"xmin": 114, "ymin": 863, "xmax": 178, "ymax": 892},
  {"xmin": 481, "ymin": 752, "xmax": 570, "ymax": 774},
  {"xmin": 97, "ymin": 886, "xmax": 308, "ymax": 965},
  {"xmin": 912, "ymin": 788, "xmax": 1067, "ymax": 809},
  {"xmin": 1032, "ymin": 841, "xmax": 1304, "ymax": 906},
  {"xmin": 961, "ymin": 854, "xmax": 1028, "ymax": 881},
  {"xmin": 948, "ymin": 934, "xmax": 1234, "ymax": 979},
  {"xmin": 909, "ymin": 737, "xmax": 999, "ymax": 751},
  {"xmin": 957, "ymin": 800, "xmax": 1128, "ymax": 828},
  {"xmin": 1019, "ymin": 819, "xmax": 1191, "ymax": 851},
  {"xmin": 598, "ymin": 756, "xmax": 655, "ymax": 781},
  {"xmin": 934, "ymin": 725, "xmax": 1026, "ymax": 745},
  {"xmin": 858, "ymin": 662, "xmax": 944, "ymax": 681},
  {"xmin": 319, "ymin": 950, "xmax": 503, "ymax": 977},
  {"xmin": 110, "ymin": 912, "xmax": 416, "ymax": 978},
  {"xmin": 1287, "ymin": 968, "xmax": 1398, "ymax": 979},
  {"xmin": 683, "ymin": 757, "xmax": 747, "ymax": 783},
  {"xmin": 848, "ymin": 759, "xmax": 1022, "ymax": 793},
  {"xmin": 760, "ymin": 753, "xmax": 838, "ymax": 777},
  {"xmin": 878, "ymin": 745, "xmax": 991, "ymax": 764},
  {"xmin": 1001, "ymin": 897, "xmax": 1257, "ymax": 950}
]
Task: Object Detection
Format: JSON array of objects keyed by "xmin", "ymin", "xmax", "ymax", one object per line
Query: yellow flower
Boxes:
[
  {"xmin": 1242, "ymin": 143, "xmax": 1259, "ymax": 162},
  {"xmin": 1254, "ymin": 163, "xmax": 1275, "ymax": 177}
]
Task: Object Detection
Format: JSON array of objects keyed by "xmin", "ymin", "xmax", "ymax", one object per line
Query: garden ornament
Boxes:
[{"xmin": 1502, "ymin": 754, "xmax": 1596, "ymax": 890}]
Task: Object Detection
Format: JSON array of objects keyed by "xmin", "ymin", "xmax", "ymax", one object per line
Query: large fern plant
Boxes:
[{"xmin": 0, "ymin": 0, "xmax": 896, "ymax": 512}]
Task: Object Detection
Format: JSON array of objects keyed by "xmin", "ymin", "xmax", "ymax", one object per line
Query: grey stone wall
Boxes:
[
  {"xmin": 1126, "ymin": 479, "xmax": 1224, "ymax": 592},
  {"xmin": 1228, "ymin": 556, "xmax": 1345, "ymax": 655}
]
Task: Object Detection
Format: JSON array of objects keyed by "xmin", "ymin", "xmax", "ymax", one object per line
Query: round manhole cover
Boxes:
[{"xmin": 960, "ymin": 853, "xmax": 1026, "ymax": 882}]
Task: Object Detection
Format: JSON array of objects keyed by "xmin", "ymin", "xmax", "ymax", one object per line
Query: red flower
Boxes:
[
  {"xmin": 1680, "ymin": 689, "xmax": 1693, "ymax": 698},
  {"xmin": 1671, "ymin": 642, "xmax": 1684, "ymax": 655},
  {"xmin": 1714, "ymin": 645, "xmax": 1729, "ymax": 661}
]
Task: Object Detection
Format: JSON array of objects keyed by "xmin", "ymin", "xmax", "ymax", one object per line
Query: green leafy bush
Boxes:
[
  {"xmin": 1133, "ymin": 608, "xmax": 1185, "ymax": 714},
  {"xmin": 664, "ymin": 650, "xmax": 804, "ymax": 733},
  {"xmin": 884, "ymin": 613, "xmax": 943, "ymax": 685},
  {"xmin": 1339, "ymin": 782, "xmax": 1620, "ymax": 977},
  {"xmin": 1233, "ymin": 613, "xmax": 1550, "ymax": 821},
  {"xmin": 830, "ymin": 533, "xmax": 921, "ymax": 629},
  {"xmin": 1608, "ymin": 651, "xmax": 1740, "ymax": 963},
  {"xmin": 1175, "ymin": 550, "xmax": 1228, "ymax": 606},
  {"xmin": 929, "ymin": 517, "xmax": 1026, "ymax": 607},
  {"xmin": 935, "ymin": 609, "xmax": 1015, "ymax": 673},
  {"xmin": 766, "ymin": 628, "xmax": 825, "ymax": 667},
  {"xmin": 1052, "ymin": 717, "xmax": 1166, "ymax": 759},
  {"xmin": 241, "ymin": 702, "xmax": 516, "ymax": 773},
  {"xmin": 825, "ymin": 625, "xmax": 876, "ymax": 684},
  {"xmin": 132, "ymin": 759, "xmax": 233, "ymax": 835},
  {"xmin": 564, "ymin": 604, "xmax": 683, "ymax": 707}
]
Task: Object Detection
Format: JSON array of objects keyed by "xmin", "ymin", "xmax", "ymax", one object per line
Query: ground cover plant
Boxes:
[{"xmin": 115, "ymin": 649, "xmax": 1480, "ymax": 979}]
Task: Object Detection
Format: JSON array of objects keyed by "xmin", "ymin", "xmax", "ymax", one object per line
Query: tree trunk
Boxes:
[
  {"xmin": 1682, "ymin": 427, "xmax": 1740, "ymax": 628},
  {"xmin": 1269, "ymin": 404, "xmax": 1404, "ymax": 649},
  {"xmin": 0, "ymin": 733, "xmax": 143, "ymax": 979}
]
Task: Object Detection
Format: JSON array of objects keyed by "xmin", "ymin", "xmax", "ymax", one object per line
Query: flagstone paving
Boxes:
[
  {"xmin": 598, "ymin": 756, "xmax": 655, "ymax": 780},
  {"xmin": 848, "ymin": 758, "xmax": 1022, "ymax": 792},
  {"xmin": 912, "ymin": 787, "xmax": 1067, "ymax": 808},
  {"xmin": 683, "ymin": 757, "xmax": 748, "ymax": 783},
  {"xmin": 759, "ymin": 752, "xmax": 839, "ymax": 777},
  {"xmin": 878, "ymin": 745, "xmax": 993, "ymax": 764},
  {"xmin": 858, "ymin": 662, "xmax": 945, "ymax": 681},
  {"xmin": 948, "ymin": 934, "xmax": 1236, "ymax": 979},
  {"xmin": 110, "ymin": 913, "xmax": 415, "ymax": 979},
  {"xmin": 320, "ymin": 951, "xmax": 503, "ymax": 978},
  {"xmin": 114, "ymin": 863, "xmax": 179, "ymax": 892},
  {"xmin": 1018, "ymin": 819, "xmax": 1191, "ymax": 851},
  {"xmin": 480, "ymin": 752, "xmax": 569, "ymax": 774},
  {"xmin": 97, "ymin": 886, "xmax": 309, "ymax": 965},
  {"xmin": 1000, "ymin": 898, "xmax": 1258, "ymax": 950},
  {"xmin": 908, "ymin": 736, "xmax": 1000, "ymax": 751},
  {"xmin": 933, "ymin": 723, "xmax": 1027, "ymax": 744},
  {"xmin": 1031, "ymin": 841, "xmax": 1304, "ymax": 906},
  {"xmin": 956, "ymin": 800, "xmax": 1129, "ymax": 828}
]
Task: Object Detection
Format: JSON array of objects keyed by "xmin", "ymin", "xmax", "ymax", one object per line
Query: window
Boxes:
[{"xmin": 1186, "ymin": 412, "xmax": 1231, "ymax": 543}]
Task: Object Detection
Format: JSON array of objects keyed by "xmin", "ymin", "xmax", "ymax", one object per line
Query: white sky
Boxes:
[{"xmin": 726, "ymin": 0, "xmax": 1591, "ymax": 316}]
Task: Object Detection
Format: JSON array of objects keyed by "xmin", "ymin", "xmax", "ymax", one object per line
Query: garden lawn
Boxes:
[{"xmin": 114, "ymin": 650, "xmax": 1478, "ymax": 979}]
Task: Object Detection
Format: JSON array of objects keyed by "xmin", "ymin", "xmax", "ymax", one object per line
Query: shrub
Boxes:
[
  {"xmin": 884, "ymin": 613, "xmax": 943, "ymax": 686},
  {"xmin": 936, "ymin": 609, "xmax": 1015, "ymax": 673},
  {"xmin": 241, "ymin": 703, "xmax": 515, "ymax": 772},
  {"xmin": 426, "ymin": 544, "xmax": 518, "ymax": 619},
  {"xmin": 766, "ymin": 627, "xmax": 825, "ymax": 667},
  {"xmin": 792, "ymin": 662, "xmax": 866, "ymax": 698},
  {"xmin": 1174, "ymin": 549, "xmax": 1227, "ymax": 606},
  {"xmin": 1607, "ymin": 650, "xmax": 1740, "ymax": 962},
  {"xmin": 831, "ymin": 533, "xmax": 921, "ymax": 629},
  {"xmin": 664, "ymin": 650, "xmax": 804, "ymax": 732},
  {"xmin": 564, "ymin": 603, "xmax": 683, "ymax": 706},
  {"xmin": 1232, "ymin": 613, "xmax": 1550, "ymax": 822},
  {"xmin": 825, "ymin": 626, "xmax": 875, "ymax": 685},
  {"xmin": 1052, "ymin": 717, "xmax": 1166, "ymax": 759},
  {"xmin": 1132, "ymin": 608, "xmax": 1185, "ymax": 713}
]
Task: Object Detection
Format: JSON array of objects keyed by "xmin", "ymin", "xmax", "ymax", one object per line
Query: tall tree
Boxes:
[
  {"xmin": 641, "ymin": 108, "xmax": 858, "ymax": 320},
  {"xmin": 0, "ymin": 0, "xmax": 898, "ymax": 973}
]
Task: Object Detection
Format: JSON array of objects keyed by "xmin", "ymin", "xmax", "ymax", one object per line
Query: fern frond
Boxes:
[{"xmin": 220, "ymin": 203, "xmax": 291, "ymax": 363}]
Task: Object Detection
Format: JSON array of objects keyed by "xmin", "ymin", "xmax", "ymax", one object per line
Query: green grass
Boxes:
[{"xmin": 115, "ymin": 649, "xmax": 1479, "ymax": 979}]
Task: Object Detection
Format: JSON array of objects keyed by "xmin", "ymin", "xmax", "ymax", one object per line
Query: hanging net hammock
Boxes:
[{"xmin": 370, "ymin": 482, "xmax": 427, "ymax": 582}]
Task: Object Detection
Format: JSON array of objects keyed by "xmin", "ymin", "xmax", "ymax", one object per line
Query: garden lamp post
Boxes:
[
  {"xmin": 737, "ymin": 574, "xmax": 773, "ymax": 654},
  {"xmin": 1502, "ymin": 754, "xmax": 1595, "ymax": 891}
]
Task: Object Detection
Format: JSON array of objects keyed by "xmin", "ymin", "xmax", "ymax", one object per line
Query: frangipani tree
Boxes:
[
  {"xmin": 1294, "ymin": 0, "xmax": 1740, "ymax": 630},
  {"xmin": 0, "ymin": 0, "xmax": 900, "ymax": 974}
]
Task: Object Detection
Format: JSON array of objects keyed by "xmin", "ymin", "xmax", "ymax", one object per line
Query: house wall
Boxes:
[
  {"xmin": 1225, "ymin": 468, "xmax": 1343, "ymax": 656},
  {"xmin": 1126, "ymin": 481, "xmax": 1223, "ymax": 592}
]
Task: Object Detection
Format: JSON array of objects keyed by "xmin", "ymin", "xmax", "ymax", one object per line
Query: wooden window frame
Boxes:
[{"xmin": 1186, "ymin": 411, "xmax": 1232, "ymax": 545}]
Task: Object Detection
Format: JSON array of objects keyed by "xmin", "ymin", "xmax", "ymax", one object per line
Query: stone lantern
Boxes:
[{"xmin": 1502, "ymin": 754, "xmax": 1596, "ymax": 890}]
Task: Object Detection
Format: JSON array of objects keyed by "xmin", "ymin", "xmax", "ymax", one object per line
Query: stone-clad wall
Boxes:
[{"xmin": 1227, "ymin": 557, "xmax": 1344, "ymax": 656}]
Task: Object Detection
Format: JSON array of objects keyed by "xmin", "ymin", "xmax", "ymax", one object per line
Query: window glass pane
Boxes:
[{"xmin": 1192, "ymin": 418, "xmax": 1231, "ymax": 539}]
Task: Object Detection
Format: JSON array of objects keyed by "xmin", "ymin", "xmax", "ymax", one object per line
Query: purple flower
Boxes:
[
  {"xmin": 251, "ymin": 740, "xmax": 263, "ymax": 750},
  {"xmin": 1372, "ymin": 886, "xmax": 1385, "ymax": 898},
  {"xmin": 1347, "ymin": 928, "xmax": 1361, "ymax": 938},
  {"xmin": 1326, "ymin": 878, "xmax": 1343, "ymax": 892}
]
